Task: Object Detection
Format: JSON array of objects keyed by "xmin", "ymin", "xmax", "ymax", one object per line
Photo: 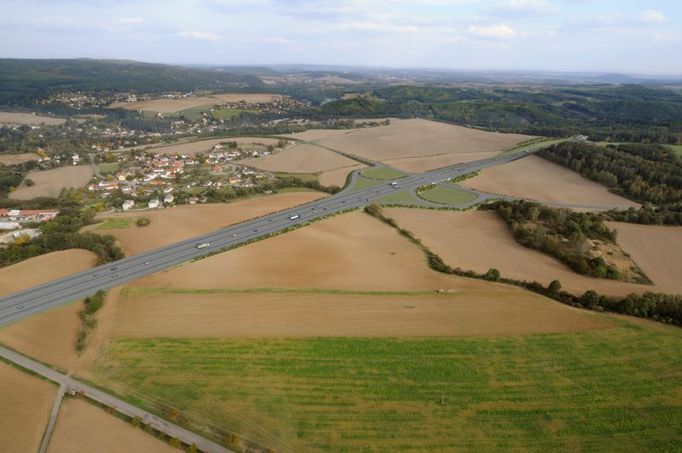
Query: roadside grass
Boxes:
[
  {"xmin": 94, "ymin": 217, "xmax": 139, "ymax": 230},
  {"xmin": 93, "ymin": 321, "xmax": 682, "ymax": 452},
  {"xmin": 97, "ymin": 162, "xmax": 120, "ymax": 175},
  {"xmin": 211, "ymin": 108, "xmax": 258, "ymax": 120},
  {"xmin": 376, "ymin": 190, "xmax": 420, "ymax": 205},
  {"xmin": 360, "ymin": 167, "xmax": 407, "ymax": 180},
  {"xmin": 502, "ymin": 137, "xmax": 566, "ymax": 154},
  {"xmin": 418, "ymin": 186, "xmax": 478, "ymax": 205},
  {"xmin": 120, "ymin": 286, "xmax": 446, "ymax": 299},
  {"xmin": 352, "ymin": 176, "xmax": 385, "ymax": 191}
]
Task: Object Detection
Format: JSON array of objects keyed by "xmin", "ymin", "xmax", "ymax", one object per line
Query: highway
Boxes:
[{"xmin": 0, "ymin": 149, "xmax": 535, "ymax": 326}]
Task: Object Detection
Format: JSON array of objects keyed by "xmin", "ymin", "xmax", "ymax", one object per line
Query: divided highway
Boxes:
[{"xmin": 0, "ymin": 150, "xmax": 535, "ymax": 326}]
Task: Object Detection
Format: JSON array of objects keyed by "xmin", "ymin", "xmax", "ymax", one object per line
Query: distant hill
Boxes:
[{"xmin": 0, "ymin": 59, "xmax": 268, "ymax": 107}]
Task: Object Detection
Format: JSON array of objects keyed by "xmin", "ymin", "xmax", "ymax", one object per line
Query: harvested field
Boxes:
[
  {"xmin": 47, "ymin": 398, "xmax": 176, "ymax": 453},
  {"xmin": 608, "ymin": 222, "xmax": 682, "ymax": 295},
  {"xmin": 0, "ymin": 250, "xmax": 97, "ymax": 371},
  {"xmin": 92, "ymin": 321, "xmax": 682, "ymax": 452},
  {"xmin": 110, "ymin": 288, "xmax": 608, "ymax": 338},
  {"xmin": 148, "ymin": 136, "xmax": 281, "ymax": 156},
  {"xmin": 89, "ymin": 192, "xmax": 325, "ymax": 254},
  {"xmin": 239, "ymin": 143, "xmax": 359, "ymax": 176},
  {"xmin": 110, "ymin": 93, "xmax": 280, "ymax": 113},
  {"xmin": 10, "ymin": 165, "xmax": 94, "ymax": 200},
  {"xmin": 289, "ymin": 119, "xmax": 531, "ymax": 172},
  {"xmin": 0, "ymin": 153, "xmax": 39, "ymax": 166},
  {"xmin": 134, "ymin": 211, "xmax": 512, "ymax": 292},
  {"xmin": 385, "ymin": 208, "xmax": 652, "ymax": 297},
  {"xmin": 319, "ymin": 164, "xmax": 364, "ymax": 187},
  {"xmin": 461, "ymin": 155, "xmax": 639, "ymax": 209},
  {"xmin": 0, "ymin": 111, "xmax": 66, "ymax": 126},
  {"xmin": 0, "ymin": 362, "xmax": 56, "ymax": 453}
]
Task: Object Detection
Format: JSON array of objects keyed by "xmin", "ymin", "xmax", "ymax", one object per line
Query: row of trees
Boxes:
[{"xmin": 0, "ymin": 207, "xmax": 123, "ymax": 268}]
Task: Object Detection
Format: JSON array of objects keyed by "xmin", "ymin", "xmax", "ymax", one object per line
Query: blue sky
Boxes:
[{"xmin": 1, "ymin": 0, "xmax": 681, "ymax": 74}]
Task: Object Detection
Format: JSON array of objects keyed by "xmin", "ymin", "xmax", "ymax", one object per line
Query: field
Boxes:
[
  {"xmin": 385, "ymin": 208, "xmax": 653, "ymax": 297},
  {"xmin": 287, "ymin": 119, "xmax": 531, "ymax": 172},
  {"xmin": 144, "ymin": 136, "xmax": 281, "ymax": 156},
  {"xmin": 461, "ymin": 155, "xmax": 639, "ymax": 209},
  {"xmin": 47, "ymin": 398, "xmax": 176, "ymax": 453},
  {"xmin": 418, "ymin": 186, "xmax": 478, "ymax": 205},
  {"xmin": 94, "ymin": 217, "xmax": 142, "ymax": 230},
  {"xmin": 212, "ymin": 107, "xmax": 257, "ymax": 119},
  {"xmin": 110, "ymin": 93, "xmax": 280, "ymax": 113},
  {"xmin": 132, "ymin": 211, "xmax": 498, "ymax": 292},
  {"xmin": 0, "ymin": 111, "xmax": 66, "ymax": 126},
  {"xmin": 97, "ymin": 162, "xmax": 120, "ymax": 175},
  {"xmin": 667, "ymin": 144, "xmax": 682, "ymax": 155},
  {"xmin": 107, "ymin": 287, "xmax": 606, "ymax": 338},
  {"xmin": 608, "ymin": 222, "xmax": 682, "ymax": 295},
  {"xmin": 0, "ymin": 362, "xmax": 56, "ymax": 453},
  {"xmin": 360, "ymin": 166, "xmax": 406, "ymax": 180},
  {"xmin": 0, "ymin": 152, "xmax": 39, "ymax": 166},
  {"xmin": 89, "ymin": 192, "xmax": 325, "ymax": 254},
  {"xmin": 238, "ymin": 143, "xmax": 361, "ymax": 187},
  {"xmin": 318, "ymin": 164, "xmax": 364, "ymax": 187},
  {"xmin": 10, "ymin": 165, "xmax": 94, "ymax": 200},
  {"xmin": 92, "ymin": 321, "xmax": 682, "ymax": 452},
  {"xmin": 0, "ymin": 249, "xmax": 97, "ymax": 371}
]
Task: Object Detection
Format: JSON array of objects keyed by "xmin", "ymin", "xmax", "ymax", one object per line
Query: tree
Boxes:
[
  {"xmin": 483, "ymin": 268, "xmax": 500, "ymax": 282},
  {"xmin": 136, "ymin": 217, "xmax": 151, "ymax": 227},
  {"xmin": 548, "ymin": 280, "xmax": 562, "ymax": 295}
]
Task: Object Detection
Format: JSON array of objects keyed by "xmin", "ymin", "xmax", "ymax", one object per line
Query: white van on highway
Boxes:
[
  {"xmin": 196, "ymin": 242, "xmax": 210, "ymax": 249},
  {"xmin": 289, "ymin": 213, "xmax": 300, "ymax": 220}
]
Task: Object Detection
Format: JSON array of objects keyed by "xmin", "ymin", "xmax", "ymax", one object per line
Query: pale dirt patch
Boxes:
[
  {"xmin": 383, "ymin": 151, "xmax": 499, "ymax": 173},
  {"xmin": 461, "ymin": 155, "xmax": 639, "ymax": 209},
  {"xmin": 0, "ymin": 112, "xmax": 66, "ymax": 126},
  {"xmin": 10, "ymin": 165, "xmax": 94, "ymax": 200},
  {"xmin": 110, "ymin": 290, "xmax": 609, "ymax": 338},
  {"xmin": 293, "ymin": 119, "xmax": 531, "ymax": 170},
  {"xmin": 607, "ymin": 222, "xmax": 682, "ymax": 295},
  {"xmin": 319, "ymin": 164, "xmax": 364, "ymax": 187},
  {"xmin": 385, "ymin": 208, "xmax": 653, "ymax": 298},
  {"xmin": 89, "ymin": 192, "xmax": 326, "ymax": 255},
  {"xmin": 238, "ymin": 143, "xmax": 360, "ymax": 174},
  {"xmin": 133, "ymin": 211, "xmax": 516, "ymax": 292},
  {"xmin": 110, "ymin": 93, "xmax": 280, "ymax": 113},
  {"xmin": 0, "ymin": 362, "xmax": 56, "ymax": 453},
  {"xmin": 149, "ymin": 136, "xmax": 281, "ymax": 156},
  {"xmin": 284, "ymin": 128, "xmax": 355, "ymax": 142},
  {"xmin": 0, "ymin": 153, "xmax": 39, "ymax": 166},
  {"xmin": 47, "ymin": 398, "xmax": 176, "ymax": 453},
  {"xmin": 0, "ymin": 250, "xmax": 98, "ymax": 372}
]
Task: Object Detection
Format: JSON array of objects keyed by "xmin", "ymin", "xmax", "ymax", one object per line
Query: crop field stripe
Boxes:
[{"xmin": 93, "ymin": 322, "xmax": 682, "ymax": 451}]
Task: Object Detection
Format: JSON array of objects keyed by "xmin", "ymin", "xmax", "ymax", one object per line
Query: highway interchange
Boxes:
[{"xmin": 0, "ymin": 149, "xmax": 536, "ymax": 326}]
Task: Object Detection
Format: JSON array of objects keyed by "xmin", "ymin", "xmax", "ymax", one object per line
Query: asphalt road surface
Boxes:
[{"xmin": 0, "ymin": 150, "xmax": 535, "ymax": 326}]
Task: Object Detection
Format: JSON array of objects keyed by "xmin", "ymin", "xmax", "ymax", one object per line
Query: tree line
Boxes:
[{"xmin": 539, "ymin": 141, "xmax": 682, "ymax": 225}]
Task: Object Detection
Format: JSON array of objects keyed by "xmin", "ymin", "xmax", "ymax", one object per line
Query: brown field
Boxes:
[
  {"xmin": 0, "ymin": 362, "xmax": 56, "ymax": 453},
  {"xmin": 0, "ymin": 250, "xmax": 97, "ymax": 371},
  {"xmin": 10, "ymin": 165, "xmax": 94, "ymax": 200},
  {"xmin": 608, "ymin": 222, "xmax": 682, "ymax": 295},
  {"xmin": 285, "ymin": 128, "xmax": 353, "ymax": 142},
  {"xmin": 385, "ymin": 208, "xmax": 653, "ymax": 298},
  {"xmin": 0, "ymin": 153, "xmax": 39, "ymax": 166},
  {"xmin": 0, "ymin": 111, "xmax": 66, "ymax": 126},
  {"xmin": 110, "ymin": 93, "xmax": 280, "ymax": 113},
  {"xmin": 47, "ymin": 398, "xmax": 176, "ymax": 453},
  {"xmin": 319, "ymin": 164, "xmax": 364, "ymax": 187},
  {"xmin": 89, "ymin": 192, "xmax": 325, "ymax": 254},
  {"xmin": 239, "ymin": 143, "xmax": 361, "ymax": 184},
  {"xmin": 287, "ymin": 119, "xmax": 531, "ymax": 171},
  {"xmin": 135, "ymin": 211, "xmax": 515, "ymax": 292},
  {"xmin": 461, "ymin": 155, "xmax": 639, "ymax": 209},
  {"xmin": 148, "ymin": 136, "xmax": 282, "ymax": 156},
  {"xmin": 110, "ymin": 289, "xmax": 609, "ymax": 338}
]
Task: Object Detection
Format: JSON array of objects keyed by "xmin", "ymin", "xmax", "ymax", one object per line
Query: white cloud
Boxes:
[
  {"xmin": 638, "ymin": 9, "xmax": 666, "ymax": 24},
  {"xmin": 468, "ymin": 24, "xmax": 517, "ymax": 39},
  {"xmin": 179, "ymin": 31, "xmax": 221, "ymax": 40},
  {"xmin": 487, "ymin": 0, "xmax": 558, "ymax": 16},
  {"xmin": 118, "ymin": 17, "xmax": 143, "ymax": 25}
]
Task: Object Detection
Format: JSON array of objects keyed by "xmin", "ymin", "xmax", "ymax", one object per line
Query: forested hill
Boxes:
[{"xmin": 0, "ymin": 59, "xmax": 268, "ymax": 106}]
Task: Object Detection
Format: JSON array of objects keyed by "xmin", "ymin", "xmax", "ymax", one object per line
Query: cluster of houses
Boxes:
[{"xmin": 0, "ymin": 209, "xmax": 59, "ymax": 244}]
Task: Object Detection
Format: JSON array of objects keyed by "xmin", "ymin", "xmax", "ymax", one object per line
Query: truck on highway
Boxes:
[
  {"xmin": 390, "ymin": 181, "xmax": 399, "ymax": 188},
  {"xmin": 196, "ymin": 242, "xmax": 210, "ymax": 249},
  {"xmin": 289, "ymin": 213, "xmax": 300, "ymax": 220}
]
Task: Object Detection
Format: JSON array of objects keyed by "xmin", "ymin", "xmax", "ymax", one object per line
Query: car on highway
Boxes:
[
  {"xmin": 16, "ymin": 305, "xmax": 23, "ymax": 310},
  {"xmin": 144, "ymin": 261, "xmax": 150, "ymax": 265},
  {"xmin": 196, "ymin": 242, "xmax": 210, "ymax": 249},
  {"xmin": 391, "ymin": 181, "xmax": 399, "ymax": 188},
  {"xmin": 289, "ymin": 213, "xmax": 300, "ymax": 220}
]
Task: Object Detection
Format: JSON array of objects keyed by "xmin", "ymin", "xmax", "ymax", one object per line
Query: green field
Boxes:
[
  {"xmin": 352, "ymin": 176, "xmax": 386, "ymax": 191},
  {"xmin": 211, "ymin": 108, "xmax": 258, "ymax": 120},
  {"xmin": 360, "ymin": 166, "xmax": 407, "ymax": 180},
  {"xmin": 93, "ymin": 320, "xmax": 682, "ymax": 452},
  {"xmin": 94, "ymin": 217, "xmax": 138, "ymax": 229},
  {"xmin": 175, "ymin": 106, "xmax": 207, "ymax": 120},
  {"xmin": 667, "ymin": 144, "xmax": 682, "ymax": 155},
  {"xmin": 418, "ymin": 185, "xmax": 478, "ymax": 205},
  {"xmin": 376, "ymin": 190, "xmax": 420, "ymax": 205},
  {"xmin": 97, "ymin": 162, "xmax": 120, "ymax": 175}
]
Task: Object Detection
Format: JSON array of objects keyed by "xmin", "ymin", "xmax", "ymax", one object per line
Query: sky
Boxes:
[{"xmin": 1, "ymin": 0, "xmax": 681, "ymax": 74}]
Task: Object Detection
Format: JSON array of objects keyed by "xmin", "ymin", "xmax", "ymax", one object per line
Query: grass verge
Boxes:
[{"xmin": 417, "ymin": 185, "xmax": 478, "ymax": 205}]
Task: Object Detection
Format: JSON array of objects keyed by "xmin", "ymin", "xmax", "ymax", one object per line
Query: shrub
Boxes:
[{"xmin": 136, "ymin": 217, "xmax": 151, "ymax": 227}]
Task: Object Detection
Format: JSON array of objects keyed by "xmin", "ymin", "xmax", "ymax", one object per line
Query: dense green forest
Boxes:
[
  {"xmin": 317, "ymin": 85, "xmax": 682, "ymax": 143},
  {"xmin": 539, "ymin": 141, "xmax": 682, "ymax": 225},
  {"xmin": 0, "ymin": 59, "xmax": 267, "ymax": 107},
  {"xmin": 487, "ymin": 199, "xmax": 648, "ymax": 282}
]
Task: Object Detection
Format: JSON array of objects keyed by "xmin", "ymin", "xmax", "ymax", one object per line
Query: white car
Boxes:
[
  {"xmin": 289, "ymin": 214, "xmax": 300, "ymax": 220},
  {"xmin": 196, "ymin": 242, "xmax": 210, "ymax": 249}
]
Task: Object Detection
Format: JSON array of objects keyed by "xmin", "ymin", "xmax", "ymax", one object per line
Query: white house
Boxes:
[
  {"xmin": 164, "ymin": 194, "xmax": 174, "ymax": 204},
  {"xmin": 122, "ymin": 200, "xmax": 135, "ymax": 211},
  {"xmin": 148, "ymin": 199, "xmax": 160, "ymax": 209}
]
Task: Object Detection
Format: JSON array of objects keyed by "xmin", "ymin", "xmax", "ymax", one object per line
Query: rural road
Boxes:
[
  {"xmin": 0, "ymin": 149, "xmax": 537, "ymax": 326},
  {"xmin": 0, "ymin": 345, "xmax": 233, "ymax": 453}
]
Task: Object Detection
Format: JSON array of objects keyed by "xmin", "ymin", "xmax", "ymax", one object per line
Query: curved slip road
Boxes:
[{"xmin": 0, "ymin": 149, "xmax": 537, "ymax": 327}]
